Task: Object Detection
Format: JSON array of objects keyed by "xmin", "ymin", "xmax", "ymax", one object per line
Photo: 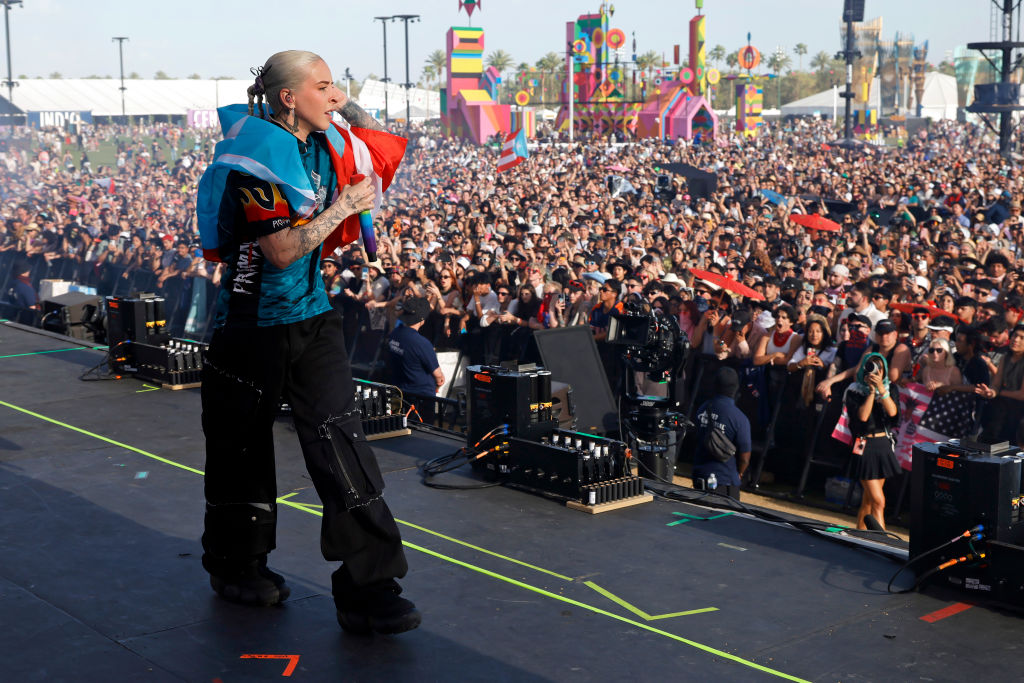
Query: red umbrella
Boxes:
[
  {"xmin": 789, "ymin": 213, "xmax": 841, "ymax": 232},
  {"xmin": 889, "ymin": 302, "xmax": 960, "ymax": 322},
  {"xmin": 689, "ymin": 268, "xmax": 765, "ymax": 301}
]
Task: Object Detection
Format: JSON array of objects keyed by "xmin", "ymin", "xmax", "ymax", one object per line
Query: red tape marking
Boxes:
[
  {"xmin": 920, "ymin": 602, "xmax": 973, "ymax": 623},
  {"xmin": 240, "ymin": 654, "xmax": 300, "ymax": 676}
]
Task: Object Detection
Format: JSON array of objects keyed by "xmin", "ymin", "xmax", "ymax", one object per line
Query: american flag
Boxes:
[
  {"xmin": 831, "ymin": 382, "xmax": 952, "ymax": 470},
  {"xmin": 497, "ymin": 128, "xmax": 528, "ymax": 173}
]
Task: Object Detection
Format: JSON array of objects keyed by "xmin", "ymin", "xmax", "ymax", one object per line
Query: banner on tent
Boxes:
[{"xmin": 28, "ymin": 111, "xmax": 93, "ymax": 127}]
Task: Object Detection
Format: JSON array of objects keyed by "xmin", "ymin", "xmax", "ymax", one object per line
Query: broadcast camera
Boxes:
[
  {"xmin": 606, "ymin": 294, "xmax": 688, "ymax": 384},
  {"xmin": 607, "ymin": 294, "xmax": 693, "ymax": 481}
]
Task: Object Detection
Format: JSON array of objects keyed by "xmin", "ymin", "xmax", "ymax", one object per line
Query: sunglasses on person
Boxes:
[
  {"xmin": 928, "ymin": 347, "xmax": 946, "ymax": 354},
  {"xmin": 872, "ymin": 293, "xmax": 886, "ymax": 300},
  {"xmin": 601, "ymin": 287, "xmax": 617, "ymax": 293},
  {"xmin": 497, "ymin": 290, "xmax": 510, "ymax": 296},
  {"xmin": 912, "ymin": 313, "xmax": 930, "ymax": 320},
  {"xmin": 626, "ymin": 282, "xmax": 642, "ymax": 289}
]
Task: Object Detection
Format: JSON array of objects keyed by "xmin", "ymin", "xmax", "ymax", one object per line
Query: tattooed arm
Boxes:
[
  {"xmin": 335, "ymin": 93, "xmax": 386, "ymax": 132},
  {"xmin": 258, "ymin": 178, "xmax": 375, "ymax": 269}
]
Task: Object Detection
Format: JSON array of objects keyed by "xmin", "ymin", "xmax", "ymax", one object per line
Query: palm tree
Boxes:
[
  {"xmin": 810, "ymin": 50, "xmax": 831, "ymax": 72},
  {"xmin": 536, "ymin": 52, "xmax": 561, "ymax": 105},
  {"xmin": 486, "ymin": 49, "xmax": 515, "ymax": 77},
  {"xmin": 709, "ymin": 44, "xmax": 726, "ymax": 68},
  {"xmin": 422, "ymin": 64, "xmax": 437, "ymax": 90},
  {"xmin": 767, "ymin": 51, "xmax": 792, "ymax": 75},
  {"xmin": 794, "ymin": 43, "xmax": 808, "ymax": 71},
  {"xmin": 425, "ymin": 49, "xmax": 447, "ymax": 87},
  {"xmin": 636, "ymin": 50, "xmax": 660, "ymax": 82},
  {"xmin": 725, "ymin": 50, "xmax": 739, "ymax": 72}
]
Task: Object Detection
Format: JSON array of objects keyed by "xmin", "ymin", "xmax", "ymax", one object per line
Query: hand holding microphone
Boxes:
[{"xmin": 340, "ymin": 174, "xmax": 378, "ymax": 262}]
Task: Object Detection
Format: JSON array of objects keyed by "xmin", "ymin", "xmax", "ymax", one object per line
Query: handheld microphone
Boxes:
[
  {"xmin": 350, "ymin": 173, "xmax": 377, "ymax": 262},
  {"xmin": 358, "ymin": 210, "xmax": 377, "ymax": 262}
]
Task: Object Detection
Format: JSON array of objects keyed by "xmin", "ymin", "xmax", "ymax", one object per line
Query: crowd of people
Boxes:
[{"xmin": 4, "ymin": 113, "xmax": 1024, "ymax": 516}]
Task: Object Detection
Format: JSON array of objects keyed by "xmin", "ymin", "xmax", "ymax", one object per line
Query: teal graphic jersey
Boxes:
[{"xmin": 212, "ymin": 132, "xmax": 338, "ymax": 328}]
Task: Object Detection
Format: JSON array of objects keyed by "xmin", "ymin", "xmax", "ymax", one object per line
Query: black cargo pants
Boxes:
[{"xmin": 200, "ymin": 309, "xmax": 408, "ymax": 593}]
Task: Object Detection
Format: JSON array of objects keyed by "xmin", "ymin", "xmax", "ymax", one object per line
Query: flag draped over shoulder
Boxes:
[
  {"xmin": 497, "ymin": 128, "xmax": 528, "ymax": 173},
  {"xmin": 196, "ymin": 104, "xmax": 406, "ymax": 262}
]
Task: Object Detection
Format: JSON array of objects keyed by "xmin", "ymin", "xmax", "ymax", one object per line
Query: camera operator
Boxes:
[{"xmin": 692, "ymin": 367, "xmax": 751, "ymax": 501}]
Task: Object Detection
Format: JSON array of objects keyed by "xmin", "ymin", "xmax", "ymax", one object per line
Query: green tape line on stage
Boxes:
[
  {"xmin": 0, "ymin": 400, "xmax": 205, "ymax": 476},
  {"xmin": 276, "ymin": 496, "xmax": 806, "ymax": 681},
  {"xmin": 403, "ymin": 540, "xmax": 809, "ymax": 683},
  {"xmin": 0, "ymin": 399, "xmax": 808, "ymax": 680},
  {"xmin": 0, "ymin": 347, "xmax": 90, "ymax": 359}
]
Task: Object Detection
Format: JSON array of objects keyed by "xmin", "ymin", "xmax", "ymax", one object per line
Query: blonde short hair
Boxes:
[{"xmin": 247, "ymin": 50, "xmax": 324, "ymax": 118}]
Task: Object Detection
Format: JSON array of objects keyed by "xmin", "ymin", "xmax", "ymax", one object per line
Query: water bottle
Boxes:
[{"xmin": 707, "ymin": 473, "xmax": 718, "ymax": 490}]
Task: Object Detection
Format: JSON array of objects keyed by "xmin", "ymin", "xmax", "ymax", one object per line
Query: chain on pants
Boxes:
[{"xmin": 200, "ymin": 309, "xmax": 408, "ymax": 588}]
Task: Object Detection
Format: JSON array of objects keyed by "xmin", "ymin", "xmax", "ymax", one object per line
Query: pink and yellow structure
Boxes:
[
  {"xmin": 441, "ymin": 26, "xmax": 511, "ymax": 144},
  {"xmin": 556, "ymin": 5, "xmax": 718, "ymax": 141}
]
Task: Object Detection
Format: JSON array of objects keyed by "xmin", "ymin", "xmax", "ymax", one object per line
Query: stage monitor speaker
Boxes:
[
  {"xmin": 43, "ymin": 291, "xmax": 102, "ymax": 326},
  {"xmin": 534, "ymin": 326, "xmax": 618, "ymax": 435}
]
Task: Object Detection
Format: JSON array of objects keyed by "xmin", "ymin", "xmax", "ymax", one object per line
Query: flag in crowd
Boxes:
[
  {"xmin": 497, "ymin": 128, "xmax": 528, "ymax": 173},
  {"xmin": 832, "ymin": 382, "xmax": 951, "ymax": 470}
]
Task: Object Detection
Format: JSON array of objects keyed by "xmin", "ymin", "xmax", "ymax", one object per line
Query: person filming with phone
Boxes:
[{"xmin": 844, "ymin": 352, "xmax": 901, "ymax": 531}]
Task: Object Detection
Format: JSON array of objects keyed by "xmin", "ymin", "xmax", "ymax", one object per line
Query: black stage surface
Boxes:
[{"xmin": 1, "ymin": 321, "xmax": 1021, "ymax": 682}]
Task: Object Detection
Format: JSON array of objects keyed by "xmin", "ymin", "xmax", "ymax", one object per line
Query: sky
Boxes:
[{"xmin": 5, "ymin": 1, "xmax": 992, "ymax": 83}]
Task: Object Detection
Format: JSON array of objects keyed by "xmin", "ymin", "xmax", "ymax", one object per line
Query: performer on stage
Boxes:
[{"xmin": 195, "ymin": 50, "xmax": 418, "ymax": 635}]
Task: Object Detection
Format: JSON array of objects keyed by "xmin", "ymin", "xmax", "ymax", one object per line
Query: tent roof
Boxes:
[
  {"xmin": 0, "ymin": 78, "xmax": 253, "ymax": 117},
  {"xmin": 781, "ymin": 72, "xmax": 958, "ymax": 116}
]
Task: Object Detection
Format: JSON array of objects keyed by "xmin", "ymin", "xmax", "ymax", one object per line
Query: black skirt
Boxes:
[{"xmin": 853, "ymin": 435, "xmax": 902, "ymax": 481}]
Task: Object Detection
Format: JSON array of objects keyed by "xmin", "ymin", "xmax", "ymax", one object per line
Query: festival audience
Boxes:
[{"xmin": 6, "ymin": 111, "xmax": 1024, "ymax": 477}]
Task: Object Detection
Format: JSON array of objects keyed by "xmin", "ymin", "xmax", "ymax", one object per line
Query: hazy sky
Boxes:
[{"xmin": 7, "ymin": 1, "xmax": 991, "ymax": 82}]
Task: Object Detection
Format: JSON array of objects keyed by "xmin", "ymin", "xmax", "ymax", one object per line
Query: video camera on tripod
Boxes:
[{"xmin": 606, "ymin": 295, "xmax": 693, "ymax": 481}]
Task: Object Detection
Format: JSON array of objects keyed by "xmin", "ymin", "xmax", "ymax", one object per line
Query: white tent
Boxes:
[
  {"xmin": 0, "ymin": 78, "xmax": 253, "ymax": 121},
  {"xmin": 918, "ymin": 72, "xmax": 959, "ymax": 120},
  {"xmin": 781, "ymin": 72, "xmax": 958, "ymax": 121},
  {"xmin": 356, "ymin": 78, "xmax": 440, "ymax": 120}
]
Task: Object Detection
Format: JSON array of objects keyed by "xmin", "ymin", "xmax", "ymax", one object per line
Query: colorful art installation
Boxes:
[
  {"xmin": 510, "ymin": 109, "xmax": 536, "ymax": 139},
  {"xmin": 688, "ymin": 15, "xmax": 707, "ymax": 95},
  {"xmin": 855, "ymin": 109, "xmax": 877, "ymax": 127},
  {"xmin": 636, "ymin": 77, "xmax": 717, "ymax": 140},
  {"xmin": 737, "ymin": 45, "xmax": 761, "ymax": 71},
  {"xmin": 735, "ymin": 83, "xmax": 764, "ymax": 135},
  {"xmin": 555, "ymin": 3, "xmax": 717, "ymax": 141},
  {"xmin": 912, "ymin": 41, "xmax": 928, "ymax": 116},
  {"xmin": 440, "ymin": 25, "xmax": 511, "ymax": 144}
]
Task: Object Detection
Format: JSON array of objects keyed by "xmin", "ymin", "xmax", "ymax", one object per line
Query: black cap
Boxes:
[
  {"xmin": 848, "ymin": 313, "xmax": 872, "ymax": 327},
  {"xmin": 397, "ymin": 296, "xmax": 431, "ymax": 326},
  {"xmin": 875, "ymin": 318, "xmax": 897, "ymax": 335},
  {"xmin": 730, "ymin": 308, "xmax": 752, "ymax": 329},
  {"xmin": 781, "ymin": 276, "xmax": 802, "ymax": 291}
]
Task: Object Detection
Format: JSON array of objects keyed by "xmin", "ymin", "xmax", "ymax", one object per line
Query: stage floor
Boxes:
[{"xmin": 0, "ymin": 321, "xmax": 1020, "ymax": 682}]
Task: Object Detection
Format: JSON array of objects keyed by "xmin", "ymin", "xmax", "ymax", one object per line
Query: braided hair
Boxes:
[{"xmin": 246, "ymin": 50, "xmax": 324, "ymax": 120}]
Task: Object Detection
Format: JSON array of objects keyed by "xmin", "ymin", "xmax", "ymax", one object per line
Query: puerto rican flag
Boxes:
[
  {"xmin": 196, "ymin": 104, "xmax": 406, "ymax": 262},
  {"xmin": 497, "ymin": 128, "xmax": 528, "ymax": 173}
]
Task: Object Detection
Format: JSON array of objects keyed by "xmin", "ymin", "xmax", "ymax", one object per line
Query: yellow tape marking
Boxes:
[
  {"xmin": 4, "ymin": 401, "xmax": 809, "ymax": 682},
  {"xmin": 584, "ymin": 580, "xmax": 718, "ymax": 620}
]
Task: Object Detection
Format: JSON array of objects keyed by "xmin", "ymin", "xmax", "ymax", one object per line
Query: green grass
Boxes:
[{"xmin": 37, "ymin": 136, "xmax": 186, "ymax": 172}]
